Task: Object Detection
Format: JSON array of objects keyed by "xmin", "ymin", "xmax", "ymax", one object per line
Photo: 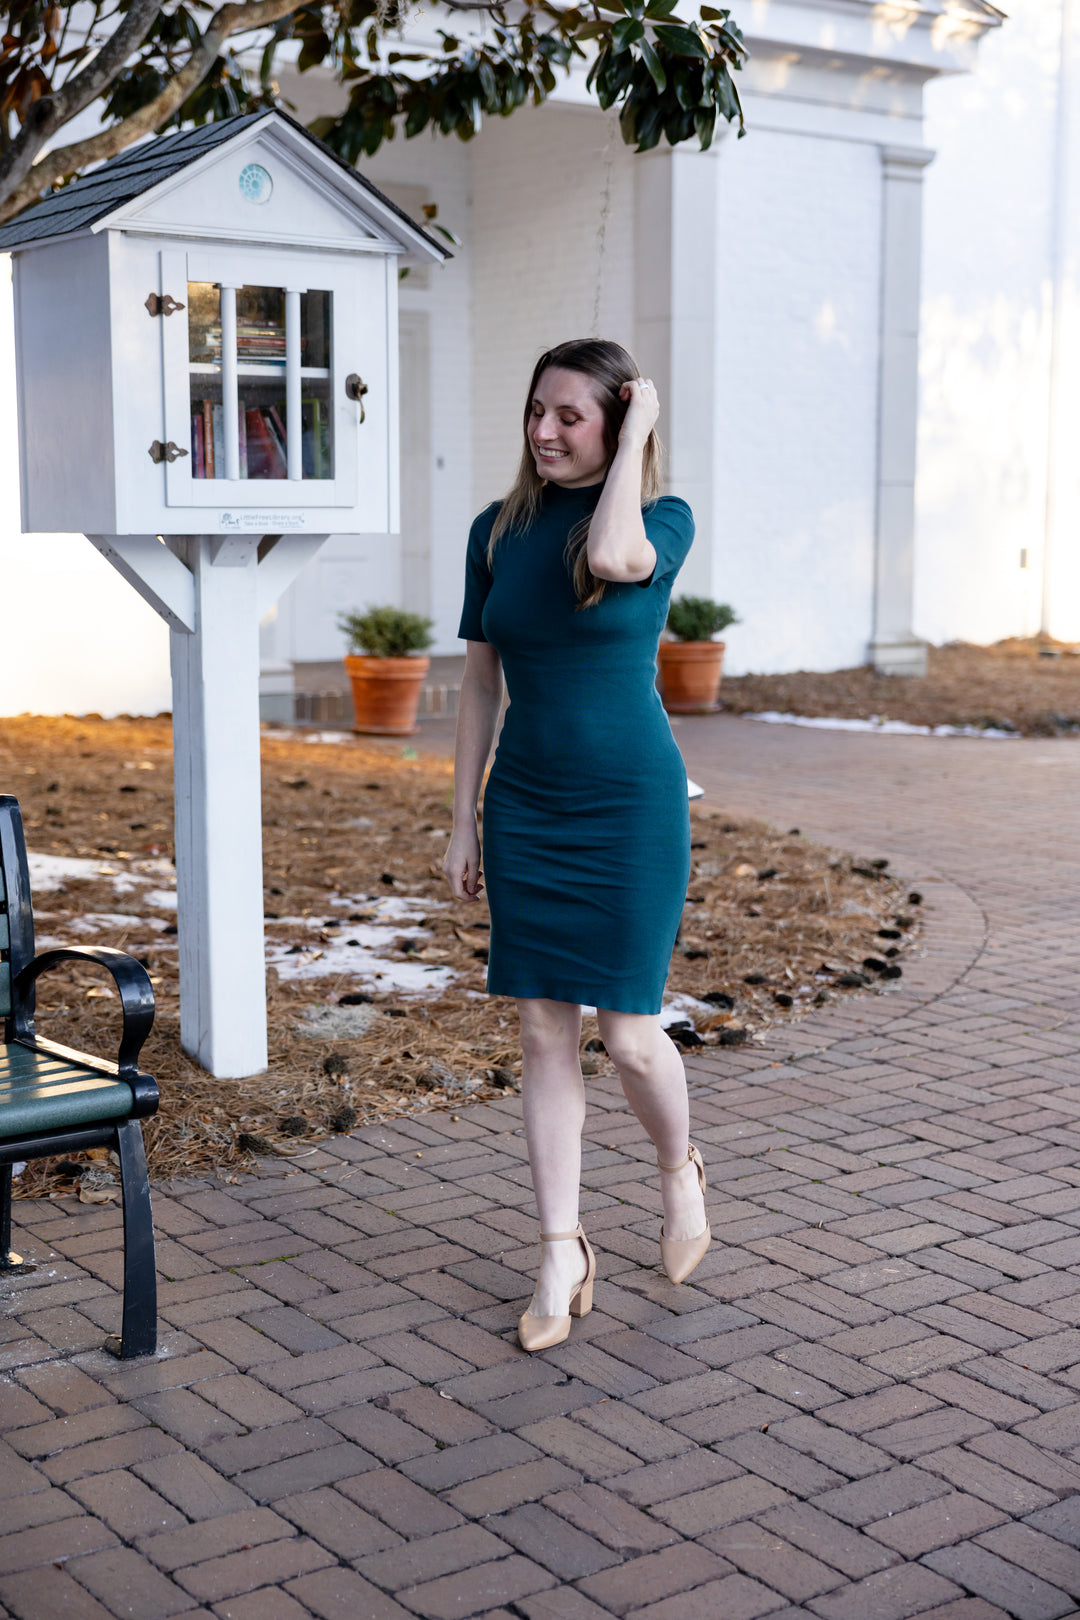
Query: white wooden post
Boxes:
[
  {"xmin": 870, "ymin": 145, "xmax": 935, "ymax": 677},
  {"xmin": 86, "ymin": 532, "xmax": 329, "ymax": 1078},
  {"xmin": 168, "ymin": 536, "xmax": 266, "ymax": 1077}
]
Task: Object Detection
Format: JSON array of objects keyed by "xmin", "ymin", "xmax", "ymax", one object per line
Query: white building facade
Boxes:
[{"xmin": 2, "ymin": 0, "xmax": 1076, "ymax": 717}]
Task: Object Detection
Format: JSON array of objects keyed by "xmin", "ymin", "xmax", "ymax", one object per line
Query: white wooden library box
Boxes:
[{"xmin": 0, "ymin": 111, "xmax": 448, "ymax": 538}]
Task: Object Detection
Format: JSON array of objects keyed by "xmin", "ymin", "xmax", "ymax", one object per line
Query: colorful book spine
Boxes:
[
  {"xmin": 192, "ymin": 412, "xmax": 205, "ymax": 478},
  {"xmin": 267, "ymin": 405, "xmax": 288, "ymax": 469},
  {"xmin": 244, "ymin": 409, "xmax": 287, "ymax": 479},
  {"xmin": 202, "ymin": 400, "xmax": 215, "ymax": 478},
  {"xmin": 302, "ymin": 398, "xmax": 327, "ymax": 479},
  {"xmin": 212, "ymin": 404, "xmax": 225, "ymax": 477},
  {"xmin": 238, "ymin": 409, "xmax": 248, "ymax": 479}
]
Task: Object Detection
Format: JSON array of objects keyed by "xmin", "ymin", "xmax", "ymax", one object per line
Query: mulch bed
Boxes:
[
  {"xmin": 1, "ymin": 714, "xmax": 919, "ymax": 1199},
  {"xmin": 719, "ymin": 638, "xmax": 1080, "ymax": 735}
]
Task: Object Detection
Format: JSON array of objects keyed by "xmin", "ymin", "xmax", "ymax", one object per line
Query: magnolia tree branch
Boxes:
[
  {"xmin": 0, "ymin": 0, "xmax": 163, "ymax": 201},
  {"xmin": 0, "ymin": 0, "xmax": 303, "ymax": 223}
]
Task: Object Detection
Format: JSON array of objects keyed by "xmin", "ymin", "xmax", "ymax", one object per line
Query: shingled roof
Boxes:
[{"xmin": 0, "ymin": 110, "xmax": 450, "ymax": 256}]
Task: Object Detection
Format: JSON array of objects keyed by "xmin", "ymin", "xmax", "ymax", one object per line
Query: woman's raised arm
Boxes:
[{"xmin": 587, "ymin": 377, "xmax": 661, "ymax": 583}]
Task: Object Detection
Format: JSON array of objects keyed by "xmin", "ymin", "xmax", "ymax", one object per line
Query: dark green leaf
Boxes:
[
  {"xmin": 634, "ymin": 100, "xmax": 664, "ymax": 150},
  {"xmin": 639, "ymin": 36, "xmax": 666, "ymax": 91},
  {"xmin": 672, "ymin": 62, "xmax": 695, "ymax": 108},
  {"xmin": 611, "ymin": 16, "xmax": 644, "ymax": 50},
  {"xmin": 653, "ymin": 22, "xmax": 708, "ymax": 57}
]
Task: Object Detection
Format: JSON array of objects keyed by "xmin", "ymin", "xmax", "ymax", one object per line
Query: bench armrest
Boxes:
[{"xmin": 12, "ymin": 947, "xmax": 155, "ymax": 1088}]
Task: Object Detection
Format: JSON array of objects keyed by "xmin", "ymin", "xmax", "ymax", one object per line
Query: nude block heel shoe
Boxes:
[
  {"xmin": 658, "ymin": 1144, "xmax": 711, "ymax": 1284},
  {"xmin": 517, "ymin": 1226, "xmax": 596, "ymax": 1353}
]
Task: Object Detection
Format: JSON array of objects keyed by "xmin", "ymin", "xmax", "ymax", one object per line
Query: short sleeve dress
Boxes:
[{"xmin": 458, "ymin": 480, "xmax": 695, "ymax": 1014}]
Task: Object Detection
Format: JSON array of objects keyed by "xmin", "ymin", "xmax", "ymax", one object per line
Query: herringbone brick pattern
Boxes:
[{"xmin": 3, "ymin": 718, "xmax": 1079, "ymax": 1620}]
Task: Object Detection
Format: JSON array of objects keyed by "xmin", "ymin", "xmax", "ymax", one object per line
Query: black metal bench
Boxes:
[{"xmin": 0, "ymin": 795, "xmax": 159, "ymax": 1358}]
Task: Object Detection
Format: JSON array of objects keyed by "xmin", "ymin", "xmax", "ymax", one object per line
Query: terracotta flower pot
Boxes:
[
  {"xmin": 656, "ymin": 640, "xmax": 725, "ymax": 714},
  {"xmin": 345, "ymin": 654, "xmax": 430, "ymax": 736}
]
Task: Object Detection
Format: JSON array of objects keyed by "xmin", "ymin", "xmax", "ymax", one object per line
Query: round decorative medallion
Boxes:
[{"xmin": 238, "ymin": 164, "xmax": 274, "ymax": 205}]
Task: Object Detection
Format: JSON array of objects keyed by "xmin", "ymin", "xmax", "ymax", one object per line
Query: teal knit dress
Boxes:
[{"xmin": 458, "ymin": 480, "xmax": 695, "ymax": 1014}]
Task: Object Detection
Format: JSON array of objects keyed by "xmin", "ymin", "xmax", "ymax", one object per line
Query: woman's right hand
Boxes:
[{"xmin": 443, "ymin": 821, "xmax": 484, "ymax": 902}]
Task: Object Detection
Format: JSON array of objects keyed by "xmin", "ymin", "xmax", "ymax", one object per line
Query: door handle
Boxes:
[{"xmin": 345, "ymin": 374, "xmax": 368, "ymax": 423}]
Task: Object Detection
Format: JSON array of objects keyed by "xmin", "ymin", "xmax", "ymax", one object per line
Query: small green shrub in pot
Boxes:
[
  {"xmin": 340, "ymin": 606, "xmax": 435, "ymax": 736},
  {"xmin": 339, "ymin": 606, "xmax": 435, "ymax": 659},
  {"xmin": 665, "ymin": 596, "xmax": 739, "ymax": 642},
  {"xmin": 657, "ymin": 597, "xmax": 739, "ymax": 714}
]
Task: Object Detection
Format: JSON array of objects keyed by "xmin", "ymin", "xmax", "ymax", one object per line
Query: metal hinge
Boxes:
[
  {"xmin": 145, "ymin": 292, "xmax": 185, "ymax": 317},
  {"xmin": 148, "ymin": 440, "xmax": 189, "ymax": 464}
]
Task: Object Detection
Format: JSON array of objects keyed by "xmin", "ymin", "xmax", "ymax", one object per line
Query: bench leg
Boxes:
[
  {"xmin": 0, "ymin": 1164, "xmax": 36, "ymax": 1274},
  {"xmin": 109, "ymin": 1121, "xmax": 157, "ymax": 1360}
]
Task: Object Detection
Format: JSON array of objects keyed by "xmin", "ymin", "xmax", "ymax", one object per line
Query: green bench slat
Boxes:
[
  {"xmin": 0, "ymin": 1047, "xmax": 92, "ymax": 1080},
  {"xmin": 0, "ymin": 1045, "xmax": 133, "ymax": 1137},
  {"xmin": 0, "ymin": 862, "xmax": 9, "ymax": 1018}
]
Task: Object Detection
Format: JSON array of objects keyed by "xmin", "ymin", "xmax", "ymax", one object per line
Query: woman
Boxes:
[{"xmin": 444, "ymin": 338, "xmax": 709, "ymax": 1352}]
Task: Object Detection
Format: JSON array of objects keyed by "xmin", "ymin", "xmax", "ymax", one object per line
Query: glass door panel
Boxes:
[
  {"xmin": 237, "ymin": 284, "xmax": 287, "ymax": 480},
  {"xmin": 188, "ymin": 281, "xmax": 224, "ymax": 479},
  {"xmin": 164, "ymin": 246, "xmax": 367, "ymax": 513},
  {"xmin": 185, "ymin": 281, "xmax": 334, "ymax": 482},
  {"xmin": 300, "ymin": 289, "xmax": 332, "ymax": 480}
]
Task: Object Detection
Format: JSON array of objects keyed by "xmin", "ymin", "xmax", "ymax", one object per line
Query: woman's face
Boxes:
[{"xmin": 527, "ymin": 367, "xmax": 611, "ymax": 488}]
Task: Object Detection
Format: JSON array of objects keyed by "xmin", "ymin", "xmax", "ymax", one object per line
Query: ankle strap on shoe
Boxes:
[
  {"xmin": 539, "ymin": 1228, "xmax": 582, "ymax": 1242},
  {"xmin": 657, "ymin": 1146, "xmax": 692, "ymax": 1173}
]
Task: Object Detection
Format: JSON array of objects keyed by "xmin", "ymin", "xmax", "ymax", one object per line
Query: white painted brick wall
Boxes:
[
  {"xmin": 469, "ymin": 102, "xmax": 637, "ymax": 508},
  {"xmin": 0, "ymin": 262, "xmax": 176, "ymax": 716},
  {"xmin": 272, "ymin": 65, "xmax": 477, "ymax": 660},
  {"xmin": 710, "ymin": 126, "xmax": 882, "ymax": 676}
]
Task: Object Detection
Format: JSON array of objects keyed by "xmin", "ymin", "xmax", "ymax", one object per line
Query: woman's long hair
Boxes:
[{"xmin": 488, "ymin": 339, "xmax": 663, "ymax": 608}]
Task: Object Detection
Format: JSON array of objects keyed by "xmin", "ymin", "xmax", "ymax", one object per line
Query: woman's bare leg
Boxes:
[
  {"xmin": 517, "ymin": 997, "xmax": 590, "ymax": 1315},
  {"xmin": 596, "ymin": 1009, "xmax": 707, "ymax": 1242}
]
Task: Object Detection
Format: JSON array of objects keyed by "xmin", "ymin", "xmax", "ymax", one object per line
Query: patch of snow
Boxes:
[
  {"xmin": 298, "ymin": 1003, "xmax": 379, "ymax": 1039},
  {"xmin": 65, "ymin": 913, "xmax": 172, "ymax": 935},
  {"xmin": 133, "ymin": 858, "xmax": 176, "ymax": 880},
  {"xmin": 745, "ymin": 711, "xmax": 1020, "ymax": 740},
  {"xmin": 323, "ymin": 892, "xmax": 446, "ymax": 923},
  {"xmin": 661, "ymin": 994, "xmax": 717, "ymax": 1027},
  {"xmin": 26, "ymin": 853, "xmax": 103, "ymax": 889},
  {"xmin": 267, "ymin": 931, "xmax": 457, "ymax": 996},
  {"xmin": 579, "ymin": 994, "xmax": 714, "ymax": 1026},
  {"xmin": 28, "ymin": 852, "xmax": 176, "ymax": 903},
  {"xmin": 266, "ymin": 899, "xmax": 457, "ymax": 997},
  {"xmin": 144, "ymin": 889, "xmax": 178, "ymax": 911},
  {"xmin": 372, "ymin": 895, "xmax": 445, "ymax": 921},
  {"xmin": 304, "ymin": 731, "xmax": 351, "ymax": 744},
  {"xmin": 108, "ymin": 874, "xmax": 144, "ymax": 894}
]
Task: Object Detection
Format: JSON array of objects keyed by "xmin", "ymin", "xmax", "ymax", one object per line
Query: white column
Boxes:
[
  {"xmin": 634, "ymin": 143, "xmax": 720, "ymax": 598},
  {"xmin": 1042, "ymin": 0, "xmax": 1080, "ymax": 641},
  {"xmin": 285, "ymin": 289, "xmax": 303, "ymax": 482},
  {"xmin": 870, "ymin": 145, "xmax": 934, "ymax": 677},
  {"xmin": 220, "ymin": 285, "xmax": 241, "ymax": 482},
  {"xmin": 168, "ymin": 535, "xmax": 267, "ymax": 1078}
]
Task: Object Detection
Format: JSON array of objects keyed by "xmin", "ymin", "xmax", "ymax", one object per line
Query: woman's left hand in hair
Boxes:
[{"xmin": 618, "ymin": 377, "xmax": 660, "ymax": 450}]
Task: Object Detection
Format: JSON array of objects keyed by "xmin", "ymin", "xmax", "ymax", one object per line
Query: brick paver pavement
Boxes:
[{"xmin": 4, "ymin": 716, "xmax": 1080, "ymax": 1620}]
